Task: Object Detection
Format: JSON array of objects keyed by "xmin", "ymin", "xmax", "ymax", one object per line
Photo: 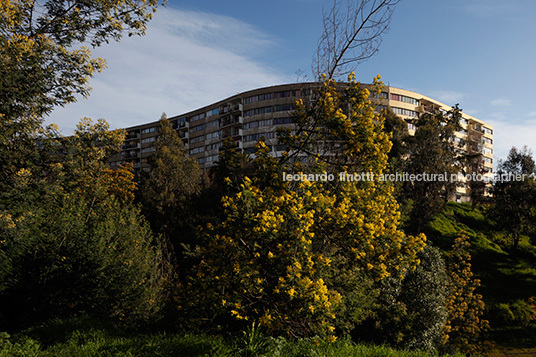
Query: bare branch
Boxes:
[{"xmin": 313, "ymin": 0, "xmax": 400, "ymax": 79}]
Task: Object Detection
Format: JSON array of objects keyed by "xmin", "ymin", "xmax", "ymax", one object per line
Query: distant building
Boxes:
[{"xmin": 108, "ymin": 83, "xmax": 493, "ymax": 202}]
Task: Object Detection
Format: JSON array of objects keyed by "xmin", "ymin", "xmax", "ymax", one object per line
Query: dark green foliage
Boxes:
[
  {"xmin": 402, "ymin": 106, "xmax": 462, "ymax": 234},
  {"xmin": 139, "ymin": 115, "xmax": 203, "ymax": 287},
  {"xmin": 382, "ymin": 107, "xmax": 409, "ymax": 169},
  {"xmin": 489, "ymin": 146, "xmax": 536, "ymax": 249},
  {"xmin": 140, "ymin": 115, "xmax": 202, "ymax": 236},
  {"xmin": 355, "ymin": 246, "xmax": 448, "ymax": 351},
  {"xmin": 489, "ymin": 300, "xmax": 534, "ymax": 327},
  {"xmin": 0, "ymin": 121, "xmax": 168, "ymax": 330},
  {"xmin": 1, "ymin": 194, "xmax": 166, "ymax": 329}
]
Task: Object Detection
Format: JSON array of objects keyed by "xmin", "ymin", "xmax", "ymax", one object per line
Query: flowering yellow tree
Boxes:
[
  {"xmin": 443, "ymin": 234, "xmax": 488, "ymax": 354},
  {"xmin": 184, "ymin": 75, "xmax": 426, "ymax": 339}
]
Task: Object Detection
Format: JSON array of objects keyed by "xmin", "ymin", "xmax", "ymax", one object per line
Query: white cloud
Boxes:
[
  {"xmin": 46, "ymin": 7, "xmax": 292, "ymax": 134},
  {"xmin": 428, "ymin": 90, "xmax": 466, "ymax": 105},
  {"xmin": 488, "ymin": 118, "xmax": 536, "ymax": 164},
  {"xmin": 490, "ymin": 98, "xmax": 512, "ymax": 106}
]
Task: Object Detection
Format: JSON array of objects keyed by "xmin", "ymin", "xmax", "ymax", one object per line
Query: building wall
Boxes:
[{"xmin": 108, "ymin": 82, "xmax": 494, "ymax": 201}]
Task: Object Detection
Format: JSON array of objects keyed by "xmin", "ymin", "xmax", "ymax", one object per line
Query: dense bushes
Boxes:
[{"xmin": 0, "ymin": 120, "xmax": 168, "ymax": 330}]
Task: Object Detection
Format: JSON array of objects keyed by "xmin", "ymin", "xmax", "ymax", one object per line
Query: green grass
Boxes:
[{"xmin": 0, "ymin": 317, "xmax": 463, "ymax": 357}]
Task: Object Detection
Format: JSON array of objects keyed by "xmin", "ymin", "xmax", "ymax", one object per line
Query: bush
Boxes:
[
  {"xmin": 354, "ymin": 245, "xmax": 448, "ymax": 351},
  {"xmin": 0, "ymin": 194, "xmax": 168, "ymax": 329}
]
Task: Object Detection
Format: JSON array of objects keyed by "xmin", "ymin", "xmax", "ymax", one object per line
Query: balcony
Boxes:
[
  {"xmin": 220, "ymin": 102, "xmax": 243, "ymax": 116},
  {"xmin": 222, "ymin": 127, "xmax": 243, "ymax": 139},
  {"xmin": 220, "ymin": 115, "xmax": 243, "ymax": 128}
]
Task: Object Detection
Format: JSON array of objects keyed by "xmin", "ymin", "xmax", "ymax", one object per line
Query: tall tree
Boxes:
[
  {"xmin": 403, "ymin": 106, "xmax": 462, "ymax": 234},
  {"xmin": 489, "ymin": 146, "xmax": 536, "ymax": 249},
  {"xmin": 139, "ymin": 115, "xmax": 202, "ymax": 276}
]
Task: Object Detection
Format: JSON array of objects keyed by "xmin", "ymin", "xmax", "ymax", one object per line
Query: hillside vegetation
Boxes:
[{"xmin": 427, "ymin": 202, "xmax": 536, "ymax": 351}]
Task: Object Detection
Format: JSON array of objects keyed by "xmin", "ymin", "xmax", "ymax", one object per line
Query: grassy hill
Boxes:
[{"xmin": 426, "ymin": 202, "xmax": 536, "ymax": 352}]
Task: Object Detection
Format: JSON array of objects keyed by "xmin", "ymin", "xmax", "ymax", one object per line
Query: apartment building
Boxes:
[{"xmin": 108, "ymin": 83, "xmax": 494, "ymax": 201}]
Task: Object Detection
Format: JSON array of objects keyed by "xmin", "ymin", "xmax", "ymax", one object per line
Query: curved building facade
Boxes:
[{"xmin": 109, "ymin": 83, "xmax": 494, "ymax": 201}]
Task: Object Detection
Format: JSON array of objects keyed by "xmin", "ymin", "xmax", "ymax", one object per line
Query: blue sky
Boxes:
[{"xmin": 48, "ymin": 0, "xmax": 536, "ymax": 164}]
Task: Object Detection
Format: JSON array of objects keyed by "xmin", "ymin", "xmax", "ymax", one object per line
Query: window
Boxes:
[
  {"xmin": 391, "ymin": 107, "xmax": 418, "ymax": 118},
  {"xmin": 206, "ymin": 108, "xmax": 219, "ymax": 117},
  {"xmin": 244, "ymin": 106, "xmax": 272, "ymax": 117},
  {"xmin": 273, "ymin": 117, "xmax": 294, "ymax": 125},
  {"xmin": 483, "ymin": 127, "xmax": 493, "ymax": 135},
  {"xmin": 205, "ymin": 142, "xmax": 221, "ymax": 151},
  {"xmin": 372, "ymin": 92, "xmax": 388, "ymax": 99},
  {"xmin": 189, "ymin": 147, "xmax": 204, "ymax": 155},
  {"xmin": 206, "ymin": 120, "xmax": 219, "ymax": 128},
  {"xmin": 375, "ymin": 105, "xmax": 387, "ymax": 112},
  {"xmin": 483, "ymin": 147, "xmax": 493, "ymax": 154},
  {"xmin": 191, "ymin": 124, "xmax": 205, "ymax": 133},
  {"xmin": 141, "ymin": 147, "xmax": 156, "ymax": 154},
  {"xmin": 274, "ymin": 104, "xmax": 294, "ymax": 112},
  {"xmin": 482, "ymin": 137, "xmax": 492, "ymax": 145},
  {"xmin": 244, "ymin": 104, "xmax": 295, "ymax": 117},
  {"xmin": 190, "ymin": 113, "xmax": 205, "ymax": 122},
  {"xmin": 141, "ymin": 137, "xmax": 156, "ymax": 144},
  {"xmin": 206, "ymin": 154, "xmax": 219, "ymax": 162},
  {"xmin": 243, "ymin": 121, "xmax": 259, "ymax": 129},
  {"xmin": 273, "ymin": 90, "xmax": 298, "ymax": 99},
  {"xmin": 206, "ymin": 131, "xmax": 221, "ymax": 140},
  {"xmin": 407, "ymin": 122, "xmax": 417, "ymax": 131},
  {"xmin": 483, "ymin": 157, "xmax": 492, "ymax": 164},
  {"xmin": 190, "ymin": 135, "xmax": 205, "ymax": 144},
  {"xmin": 244, "ymin": 90, "xmax": 299, "ymax": 104},
  {"xmin": 177, "ymin": 117, "xmax": 187, "ymax": 127},
  {"xmin": 259, "ymin": 119, "xmax": 272, "ymax": 127},
  {"xmin": 390, "ymin": 93, "xmax": 418, "ymax": 105},
  {"xmin": 460, "ymin": 118, "xmax": 468, "ymax": 125},
  {"xmin": 141, "ymin": 127, "xmax": 156, "ymax": 134},
  {"xmin": 244, "ymin": 132, "xmax": 276, "ymax": 142}
]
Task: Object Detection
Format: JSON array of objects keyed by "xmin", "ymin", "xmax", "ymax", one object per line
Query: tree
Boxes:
[
  {"xmin": 139, "ymin": 115, "xmax": 203, "ymax": 281},
  {"xmin": 1, "ymin": 0, "xmax": 162, "ymax": 119},
  {"xmin": 382, "ymin": 107, "xmax": 409, "ymax": 165},
  {"xmin": 355, "ymin": 245, "xmax": 449, "ymax": 351},
  {"xmin": 402, "ymin": 106, "xmax": 462, "ymax": 234},
  {"xmin": 443, "ymin": 233, "xmax": 488, "ymax": 354},
  {"xmin": 140, "ymin": 114, "xmax": 202, "ymax": 237},
  {"xmin": 278, "ymin": 74, "xmax": 388, "ymax": 175},
  {"xmin": 0, "ymin": 119, "xmax": 168, "ymax": 329},
  {"xmin": 313, "ymin": 0, "xmax": 401, "ymax": 79},
  {"xmin": 183, "ymin": 76, "xmax": 426, "ymax": 340},
  {"xmin": 0, "ymin": 0, "xmax": 167, "ymax": 330},
  {"xmin": 0, "ymin": 0, "xmax": 163, "ymax": 203},
  {"xmin": 489, "ymin": 146, "xmax": 536, "ymax": 249}
]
